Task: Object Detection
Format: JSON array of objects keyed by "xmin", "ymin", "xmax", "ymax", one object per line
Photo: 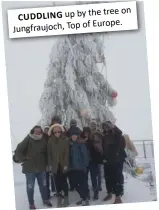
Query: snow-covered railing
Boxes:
[{"xmin": 133, "ymin": 140, "xmax": 154, "ymax": 159}]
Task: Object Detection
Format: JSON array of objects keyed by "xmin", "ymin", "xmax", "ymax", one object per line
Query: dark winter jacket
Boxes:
[
  {"xmin": 48, "ymin": 134, "xmax": 69, "ymax": 174},
  {"xmin": 43, "ymin": 133, "xmax": 49, "ymax": 143},
  {"xmin": 102, "ymin": 126, "xmax": 126, "ymax": 164},
  {"xmin": 88, "ymin": 140, "xmax": 103, "ymax": 164},
  {"xmin": 69, "ymin": 140, "xmax": 89, "ymax": 172},
  {"xmin": 14, "ymin": 134, "xmax": 47, "ymax": 174}
]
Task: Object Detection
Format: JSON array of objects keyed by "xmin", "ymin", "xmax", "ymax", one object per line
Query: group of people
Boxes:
[{"xmin": 13, "ymin": 116, "xmax": 138, "ymax": 210}]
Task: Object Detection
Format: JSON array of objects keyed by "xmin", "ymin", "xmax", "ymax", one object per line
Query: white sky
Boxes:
[{"xmin": 2, "ymin": 1, "xmax": 153, "ymax": 150}]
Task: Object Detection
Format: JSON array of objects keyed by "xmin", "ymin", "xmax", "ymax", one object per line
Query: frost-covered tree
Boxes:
[{"xmin": 39, "ymin": 33, "xmax": 118, "ymax": 129}]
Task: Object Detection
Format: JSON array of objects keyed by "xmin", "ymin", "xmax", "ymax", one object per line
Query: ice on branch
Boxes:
[{"xmin": 39, "ymin": 33, "xmax": 118, "ymax": 128}]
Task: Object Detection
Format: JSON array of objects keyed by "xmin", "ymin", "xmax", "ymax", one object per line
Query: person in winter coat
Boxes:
[
  {"xmin": 14, "ymin": 125, "xmax": 52, "ymax": 209},
  {"xmin": 102, "ymin": 121, "xmax": 126, "ymax": 204},
  {"xmin": 68, "ymin": 127, "xmax": 90, "ymax": 206},
  {"xmin": 67, "ymin": 119, "xmax": 82, "ymax": 191},
  {"xmin": 81, "ymin": 127, "xmax": 103, "ymax": 200},
  {"xmin": 43, "ymin": 126, "xmax": 56, "ymax": 198},
  {"xmin": 89, "ymin": 131, "xmax": 104, "ymax": 200},
  {"xmin": 47, "ymin": 124, "xmax": 69, "ymax": 208},
  {"xmin": 89, "ymin": 120, "xmax": 102, "ymax": 191}
]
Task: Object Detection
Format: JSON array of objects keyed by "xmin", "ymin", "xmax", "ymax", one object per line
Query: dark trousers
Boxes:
[
  {"xmin": 104, "ymin": 162, "xmax": 124, "ymax": 197},
  {"xmin": 25, "ymin": 172, "xmax": 48, "ymax": 205},
  {"xmin": 46, "ymin": 172, "xmax": 56, "ymax": 198},
  {"xmin": 97, "ymin": 164, "xmax": 102, "ymax": 189},
  {"xmin": 68, "ymin": 170, "xmax": 89, "ymax": 200},
  {"xmin": 68, "ymin": 174, "xmax": 75, "ymax": 190},
  {"xmin": 54, "ymin": 167, "xmax": 68, "ymax": 197},
  {"xmin": 89, "ymin": 162, "xmax": 99, "ymax": 192}
]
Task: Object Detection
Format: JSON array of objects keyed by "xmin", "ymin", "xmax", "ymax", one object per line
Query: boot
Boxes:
[
  {"xmin": 43, "ymin": 200, "xmax": 53, "ymax": 207},
  {"xmin": 114, "ymin": 196, "xmax": 122, "ymax": 204},
  {"xmin": 93, "ymin": 190, "xmax": 99, "ymax": 200},
  {"xmin": 76, "ymin": 199, "xmax": 83, "ymax": 206},
  {"xmin": 57, "ymin": 196, "xmax": 63, "ymax": 208},
  {"xmin": 29, "ymin": 204, "xmax": 36, "ymax": 209},
  {"xmin": 82, "ymin": 198, "xmax": 90, "ymax": 206},
  {"xmin": 103, "ymin": 193, "xmax": 113, "ymax": 201},
  {"xmin": 63, "ymin": 196, "xmax": 69, "ymax": 207}
]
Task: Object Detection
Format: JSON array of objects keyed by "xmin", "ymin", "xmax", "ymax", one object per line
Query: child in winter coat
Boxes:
[
  {"xmin": 68, "ymin": 127, "xmax": 90, "ymax": 206},
  {"xmin": 47, "ymin": 124, "xmax": 69, "ymax": 208},
  {"xmin": 14, "ymin": 125, "xmax": 52, "ymax": 209}
]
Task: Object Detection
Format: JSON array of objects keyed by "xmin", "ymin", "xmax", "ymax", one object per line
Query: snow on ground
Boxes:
[{"xmin": 13, "ymin": 159, "xmax": 156, "ymax": 210}]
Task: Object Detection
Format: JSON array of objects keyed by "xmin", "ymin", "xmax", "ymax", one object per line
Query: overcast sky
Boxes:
[{"xmin": 2, "ymin": 1, "xmax": 153, "ymax": 150}]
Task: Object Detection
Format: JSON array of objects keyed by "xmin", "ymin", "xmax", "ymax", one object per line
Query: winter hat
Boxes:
[
  {"xmin": 70, "ymin": 127, "xmax": 81, "ymax": 136},
  {"xmin": 70, "ymin": 119, "xmax": 77, "ymax": 127},
  {"xmin": 48, "ymin": 123, "xmax": 65, "ymax": 136}
]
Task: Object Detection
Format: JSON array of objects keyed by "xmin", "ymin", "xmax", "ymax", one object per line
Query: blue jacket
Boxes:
[{"xmin": 69, "ymin": 141, "xmax": 89, "ymax": 171}]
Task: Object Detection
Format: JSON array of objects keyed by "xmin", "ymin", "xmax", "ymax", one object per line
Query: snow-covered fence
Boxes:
[{"xmin": 133, "ymin": 140, "xmax": 154, "ymax": 159}]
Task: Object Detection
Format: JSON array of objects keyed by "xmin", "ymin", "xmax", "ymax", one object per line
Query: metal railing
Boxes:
[{"xmin": 133, "ymin": 140, "xmax": 154, "ymax": 159}]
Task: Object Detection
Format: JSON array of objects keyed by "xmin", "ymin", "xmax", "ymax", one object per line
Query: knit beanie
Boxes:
[
  {"xmin": 70, "ymin": 119, "xmax": 77, "ymax": 127},
  {"xmin": 70, "ymin": 127, "xmax": 81, "ymax": 136}
]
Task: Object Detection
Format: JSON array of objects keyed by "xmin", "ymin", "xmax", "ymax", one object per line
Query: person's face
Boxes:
[
  {"xmin": 71, "ymin": 135, "xmax": 78, "ymax": 141},
  {"xmin": 53, "ymin": 127, "xmax": 62, "ymax": 138},
  {"xmin": 34, "ymin": 128, "xmax": 42, "ymax": 135},
  {"xmin": 44, "ymin": 128, "xmax": 49, "ymax": 134},
  {"xmin": 90, "ymin": 122, "xmax": 96, "ymax": 131}
]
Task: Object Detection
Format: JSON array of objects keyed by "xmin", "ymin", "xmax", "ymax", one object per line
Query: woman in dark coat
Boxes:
[{"xmin": 14, "ymin": 125, "xmax": 52, "ymax": 209}]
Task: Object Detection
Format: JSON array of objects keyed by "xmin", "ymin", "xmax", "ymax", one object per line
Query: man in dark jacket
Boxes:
[
  {"xmin": 102, "ymin": 121, "xmax": 126, "ymax": 204},
  {"xmin": 14, "ymin": 125, "xmax": 52, "ymax": 209}
]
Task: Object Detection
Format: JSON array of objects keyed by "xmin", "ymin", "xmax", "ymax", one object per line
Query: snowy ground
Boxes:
[{"xmin": 13, "ymin": 158, "xmax": 157, "ymax": 210}]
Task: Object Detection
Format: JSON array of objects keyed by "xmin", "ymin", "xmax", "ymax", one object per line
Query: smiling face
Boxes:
[
  {"xmin": 53, "ymin": 127, "xmax": 62, "ymax": 138},
  {"xmin": 34, "ymin": 127, "xmax": 42, "ymax": 135}
]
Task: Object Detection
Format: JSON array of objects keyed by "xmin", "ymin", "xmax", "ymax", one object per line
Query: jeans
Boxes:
[
  {"xmin": 104, "ymin": 162, "xmax": 124, "ymax": 197},
  {"xmin": 25, "ymin": 172, "xmax": 48, "ymax": 205}
]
